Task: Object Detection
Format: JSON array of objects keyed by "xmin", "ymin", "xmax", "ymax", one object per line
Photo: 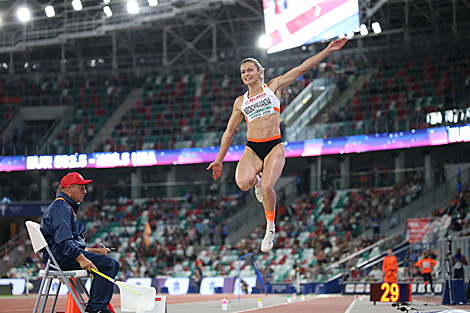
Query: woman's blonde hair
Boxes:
[{"xmin": 241, "ymin": 58, "xmax": 265, "ymax": 84}]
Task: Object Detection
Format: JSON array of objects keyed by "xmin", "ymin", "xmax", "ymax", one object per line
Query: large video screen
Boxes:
[{"xmin": 263, "ymin": 0, "xmax": 360, "ymax": 53}]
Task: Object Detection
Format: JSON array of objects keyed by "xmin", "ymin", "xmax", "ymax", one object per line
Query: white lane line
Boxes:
[
  {"xmin": 344, "ymin": 297, "xmax": 357, "ymax": 313},
  {"xmin": 234, "ymin": 297, "xmax": 318, "ymax": 313}
]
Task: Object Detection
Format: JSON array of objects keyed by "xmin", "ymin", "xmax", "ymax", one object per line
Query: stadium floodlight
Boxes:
[
  {"xmin": 103, "ymin": 0, "xmax": 110, "ymax": 3},
  {"xmin": 45, "ymin": 5, "xmax": 55, "ymax": 17},
  {"xmin": 148, "ymin": 0, "xmax": 159, "ymax": 6},
  {"xmin": 18, "ymin": 7, "xmax": 31, "ymax": 22},
  {"xmin": 104, "ymin": 6, "xmax": 113, "ymax": 17},
  {"xmin": 127, "ymin": 0, "xmax": 139, "ymax": 14},
  {"xmin": 258, "ymin": 34, "xmax": 271, "ymax": 49},
  {"xmin": 72, "ymin": 0, "xmax": 83, "ymax": 11},
  {"xmin": 346, "ymin": 31, "xmax": 354, "ymax": 38},
  {"xmin": 372, "ymin": 22, "xmax": 382, "ymax": 34},
  {"xmin": 360, "ymin": 24, "xmax": 368, "ymax": 36}
]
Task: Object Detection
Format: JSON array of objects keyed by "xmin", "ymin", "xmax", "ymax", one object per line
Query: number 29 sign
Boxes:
[{"xmin": 370, "ymin": 283, "xmax": 411, "ymax": 303}]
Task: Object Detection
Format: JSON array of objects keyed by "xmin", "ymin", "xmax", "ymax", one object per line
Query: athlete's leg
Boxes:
[
  {"xmin": 235, "ymin": 147, "xmax": 263, "ymax": 191},
  {"xmin": 261, "ymin": 143, "xmax": 285, "ymax": 214},
  {"xmin": 259, "ymin": 143, "xmax": 285, "ymax": 252}
]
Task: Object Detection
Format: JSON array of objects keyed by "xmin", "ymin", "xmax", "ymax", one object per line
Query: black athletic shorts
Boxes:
[{"xmin": 246, "ymin": 137, "xmax": 282, "ymax": 162}]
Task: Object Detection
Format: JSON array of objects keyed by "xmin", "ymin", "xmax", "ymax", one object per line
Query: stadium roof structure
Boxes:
[{"xmin": 0, "ymin": 0, "xmax": 468, "ymax": 75}]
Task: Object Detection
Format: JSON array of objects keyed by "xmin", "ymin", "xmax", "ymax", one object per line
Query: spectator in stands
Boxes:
[
  {"xmin": 195, "ymin": 218, "xmax": 204, "ymax": 245},
  {"xmin": 402, "ymin": 255, "xmax": 410, "ymax": 268},
  {"xmin": 342, "ymin": 265, "xmax": 352, "ymax": 282},
  {"xmin": 2, "ymin": 247, "xmax": 10, "ymax": 269},
  {"xmin": 313, "ymin": 262, "xmax": 325, "ymax": 281},
  {"xmin": 207, "ymin": 38, "xmax": 347, "ymax": 253},
  {"xmin": 408, "ymin": 249, "xmax": 418, "ymax": 264},
  {"xmin": 41, "ymin": 172, "xmax": 119, "ymax": 313},
  {"xmin": 187, "ymin": 222, "xmax": 198, "ymax": 245},
  {"xmin": 368, "ymin": 265, "xmax": 383, "ymax": 282},
  {"xmin": 220, "ymin": 221, "xmax": 228, "ymax": 245},
  {"xmin": 372, "ymin": 212, "xmax": 381, "ymax": 240},
  {"xmin": 351, "ymin": 266, "xmax": 362, "ymax": 281},
  {"xmin": 208, "ymin": 220, "xmax": 216, "ymax": 245},
  {"xmin": 382, "ymin": 249, "xmax": 398, "ymax": 283},
  {"xmin": 452, "ymin": 247, "xmax": 467, "ymax": 279},
  {"xmin": 316, "ymin": 248, "xmax": 327, "ymax": 266},
  {"xmin": 415, "ymin": 252, "xmax": 437, "ymax": 294},
  {"xmin": 173, "ymin": 261, "xmax": 184, "ymax": 274}
]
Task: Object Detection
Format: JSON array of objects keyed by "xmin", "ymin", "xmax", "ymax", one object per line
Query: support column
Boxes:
[
  {"xmin": 112, "ymin": 33, "xmax": 118, "ymax": 75},
  {"xmin": 163, "ymin": 28, "xmax": 169, "ymax": 66},
  {"xmin": 309, "ymin": 157, "xmax": 320, "ymax": 190},
  {"xmin": 166, "ymin": 166, "xmax": 176, "ymax": 197},
  {"xmin": 40, "ymin": 174, "xmax": 49, "ymax": 201},
  {"xmin": 394, "ymin": 151, "xmax": 405, "ymax": 183},
  {"xmin": 404, "ymin": 0, "xmax": 411, "ymax": 44},
  {"xmin": 424, "ymin": 151, "xmax": 435, "ymax": 188},
  {"xmin": 9, "ymin": 53, "xmax": 14, "ymax": 75},
  {"xmin": 339, "ymin": 155, "xmax": 350, "ymax": 189},
  {"xmin": 310, "ymin": 157, "xmax": 321, "ymax": 191},
  {"xmin": 61, "ymin": 44, "xmax": 66, "ymax": 73},
  {"xmin": 452, "ymin": 0, "xmax": 458, "ymax": 35},
  {"xmin": 131, "ymin": 169, "xmax": 142, "ymax": 199}
]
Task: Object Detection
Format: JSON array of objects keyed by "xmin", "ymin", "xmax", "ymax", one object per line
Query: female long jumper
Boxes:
[{"xmin": 207, "ymin": 38, "xmax": 347, "ymax": 252}]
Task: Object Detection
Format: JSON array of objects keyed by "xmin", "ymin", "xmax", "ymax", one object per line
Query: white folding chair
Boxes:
[{"xmin": 25, "ymin": 221, "xmax": 91, "ymax": 313}]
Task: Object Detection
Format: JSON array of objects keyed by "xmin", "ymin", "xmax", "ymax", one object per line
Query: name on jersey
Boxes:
[{"xmin": 243, "ymin": 97, "xmax": 273, "ymax": 116}]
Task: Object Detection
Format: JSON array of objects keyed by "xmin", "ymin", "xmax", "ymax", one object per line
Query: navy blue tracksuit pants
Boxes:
[{"xmin": 60, "ymin": 250, "xmax": 120, "ymax": 311}]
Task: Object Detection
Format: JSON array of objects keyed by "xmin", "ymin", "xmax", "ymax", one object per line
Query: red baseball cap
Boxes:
[{"xmin": 60, "ymin": 172, "xmax": 93, "ymax": 188}]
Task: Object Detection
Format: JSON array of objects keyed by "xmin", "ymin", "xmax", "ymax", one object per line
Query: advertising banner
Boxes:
[
  {"xmin": 200, "ymin": 277, "xmax": 225, "ymax": 295},
  {"xmin": 164, "ymin": 278, "xmax": 189, "ymax": 295}
]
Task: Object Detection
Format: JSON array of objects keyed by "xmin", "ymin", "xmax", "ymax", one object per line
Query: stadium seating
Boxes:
[
  {"xmin": 159, "ymin": 181, "xmax": 422, "ymax": 284},
  {"xmin": 0, "ymin": 78, "xmax": 130, "ymax": 155},
  {"xmin": 104, "ymin": 72, "xmax": 311, "ymax": 152},
  {"xmin": 316, "ymin": 56, "xmax": 470, "ymax": 138},
  {"xmin": 49, "ymin": 83, "xmax": 131, "ymax": 154}
]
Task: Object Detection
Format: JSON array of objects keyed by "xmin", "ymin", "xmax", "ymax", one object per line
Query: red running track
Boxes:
[{"xmin": 0, "ymin": 294, "xmax": 355, "ymax": 313}]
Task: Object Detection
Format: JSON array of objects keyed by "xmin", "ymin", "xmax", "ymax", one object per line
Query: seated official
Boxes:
[{"xmin": 41, "ymin": 172, "xmax": 119, "ymax": 313}]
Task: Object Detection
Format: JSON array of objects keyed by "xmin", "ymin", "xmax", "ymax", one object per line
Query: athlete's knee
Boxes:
[
  {"xmin": 261, "ymin": 185, "xmax": 275, "ymax": 197},
  {"xmin": 236, "ymin": 179, "xmax": 252, "ymax": 191}
]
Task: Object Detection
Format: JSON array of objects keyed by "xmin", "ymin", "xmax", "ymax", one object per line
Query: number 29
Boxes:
[{"xmin": 380, "ymin": 283, "xmax": 399, "ymax": 302}]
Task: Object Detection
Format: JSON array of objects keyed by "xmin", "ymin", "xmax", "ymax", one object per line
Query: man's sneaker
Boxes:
[
  {"xmin": 85, "ymin": 306, "xmax": 112, "ymax": 313},
  {"xmin": 261, "ymin": 227, "xmax": 275, "ymax": 252},
  {"xmin": 254, "ymin": 173, "xmax": 263, "ymax": 203}
]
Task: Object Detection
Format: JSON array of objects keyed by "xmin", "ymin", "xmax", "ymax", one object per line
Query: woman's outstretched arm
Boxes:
[{"xmin": 270, "ymin": 38, "xmax": 348, "ymax": 93}]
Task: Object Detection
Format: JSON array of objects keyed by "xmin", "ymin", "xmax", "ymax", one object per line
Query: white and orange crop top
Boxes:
[{"xmin": 241, "ymin": 84, "xmax": 280, "ymax": 123}]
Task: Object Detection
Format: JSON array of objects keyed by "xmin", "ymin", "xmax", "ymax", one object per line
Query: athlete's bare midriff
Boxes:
[{"xmin": 246, "ymin": 113, "xmax": 281, "ymax": 140}]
